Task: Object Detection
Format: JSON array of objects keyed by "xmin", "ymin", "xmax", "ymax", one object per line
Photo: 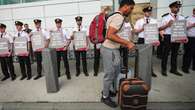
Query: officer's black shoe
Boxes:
[
  {"xmin": 109, "ymin": 91, "xmax": 117, "ymax": 97},
  {"xmin": 27, "ymin": 76, "xmax": 32, "ymax": 80},
  {"xmin": 152, "ymin": 72, "xmax": 157, "ymax": 77},
  {"xmin": 20, "ymin": 76, "xmax": 27, "ymax": 80},
  {"xmin": 192, "ymin": 67, "xmax": 195, "ymax": 71},
  {"xmin": 101, "ymin": 96, "xmax": 118, "ymax": 108},
  {"xmin": 34, "ymin": 74, "xmax": 42, "ymax": 80},
  {"xmin": 84, "ymin": 72, "xmax": 89, "ymax": 77},
  {"xmin": 161, "ymin": 70, "xmax": 167, "ymax": 76},
  {"xmin": 94, "ymin": 73, "xmax": 98, "ymax": 77},
  {"xmin": 58, "ymin": 73, "xmax": 61, "ymax": 77},
  {"xmin": 182, "ymin": 68, "xmax": 190, "ymax": 74},
  {"xmin": 170, "ymin": 70, "xmax": 183, "ymax": 76},
  {"xmin": 67, "ymin": 75, "xmax": 71, "ymax": 80},
  {"xmin": 1, "ymin": 76, "xmax": 10, "ymax": 81},
  {"xmin": 11, "ymin": 75, "xmax": 16, "ymax": 81},
  {"xmin": 76, "ymin": 72, "xmax": 80, "ymax": 77}
]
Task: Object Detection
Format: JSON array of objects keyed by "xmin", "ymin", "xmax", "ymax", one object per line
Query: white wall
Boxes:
[
  {"xmin": 0, "ymin": 0, "xmax": 194, "ymax": 33},
  {"xmin": 0, "ymin": 0, "xmax": 102, "ymax": 35}
]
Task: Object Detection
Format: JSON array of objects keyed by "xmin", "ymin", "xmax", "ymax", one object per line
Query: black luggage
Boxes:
[{"xmin": 118, "ymin": 49, "xmax": 150, "ymax": 110}]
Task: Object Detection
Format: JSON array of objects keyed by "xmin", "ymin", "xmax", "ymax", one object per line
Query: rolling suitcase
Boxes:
[{"xmin": 118, "ymin": 49, "xmax": 150, "ymax": 110}]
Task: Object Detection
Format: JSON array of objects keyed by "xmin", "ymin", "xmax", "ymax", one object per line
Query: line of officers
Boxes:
[
  {"xmin": 0, "ymin": 16, "xmax": 95, "ymax": 81},
  {"xmin": 134, "ymin": 1, "xmax": 195, "ymax": 77},
  {"xmin": 0, "ymin": 0, "xmax": 195, "ymax": 82}
]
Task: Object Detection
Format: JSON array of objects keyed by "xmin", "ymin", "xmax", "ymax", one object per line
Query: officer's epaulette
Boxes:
[
  {"xmin": 161, "ymin": 13, "xmax": 169, "ymax": 17},
  {"xmin": 185, "ymin": 16, "xmax": 189, "ymax": 19}
]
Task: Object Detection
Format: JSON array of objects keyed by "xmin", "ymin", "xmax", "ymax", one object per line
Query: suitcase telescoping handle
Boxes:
[
  {"xmin": 134, "ymin": 47, "xmax": 139, "ymax": 78},
  {"xmin": 124, "ymin": 47, "xmax": 139, "ymax": 79}
]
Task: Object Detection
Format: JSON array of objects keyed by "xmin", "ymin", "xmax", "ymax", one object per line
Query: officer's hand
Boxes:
[
  {"xmin": 152, "ymin": 41, "xmax": 160, "ymax": 46},
  {"xmin": 167, "ymin": 20, "xmax": 174, "ymax": 27},
  {"xmin": 183, "ymin": 38, "xmax": 188, "ymax": 43},
  {"xmin": 127, "ymin": 42, "xmax": 135, "ymax": 51}
]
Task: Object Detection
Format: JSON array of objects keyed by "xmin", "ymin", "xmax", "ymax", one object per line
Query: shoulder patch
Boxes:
[{"xmin": 162, "ymin": 13, "xmax": 169, "ymax": 17}]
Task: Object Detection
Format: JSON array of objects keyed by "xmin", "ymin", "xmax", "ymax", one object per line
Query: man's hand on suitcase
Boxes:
[{"xmin": 127, "ymin": 41, "xmax": 135, "ymax": 51}]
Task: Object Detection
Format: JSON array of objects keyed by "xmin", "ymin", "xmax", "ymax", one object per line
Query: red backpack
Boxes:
[
  {"xmin": 89, "ymin": 13, "xmax": 106, "ymax": 44},
  {"xmin": 89, "ymin": 12, "xmax": 124, "ymax": 44}
]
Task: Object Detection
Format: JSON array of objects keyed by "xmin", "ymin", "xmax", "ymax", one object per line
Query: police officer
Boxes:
[
  {"xmin": 159, "ymin": 1, "xmax": 186, "ymax": 76},
  {"xmin": 182, "ymin": 8, "xmax": 195, "ymax": 73},
  {"xmin": 134, "ymin": 6, "xmax": 158, "ymax": 77},
  {"xmin": 23, "ymin": 24, "xmax": 34, "ymax": 63},
  {"xmin": 23, "ymin": 24, "xmax": 32, "ymax": 34},
  {"xmin": 14, "ymin": 21, "xmax": 32, "ymax": 80},
  {"xmin": 0, "ymin": 23, "xmax": 16, "ymax": 81},
  {"xmin": 31, "ymin": 19, "xmax": 50, "ymax": 80},
  {"xmin": 51, "ymin": 18, "xmax": 71, "ymax": 79},
  {"xmin": 72, "ymin": 16, "xmax": 89, "ymax": 77}
]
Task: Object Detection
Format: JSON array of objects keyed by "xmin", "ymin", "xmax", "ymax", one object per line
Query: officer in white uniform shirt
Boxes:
[
  {"xmin": 134, "ymin": 6, "xmax": 158, "ymax": 77},
  {"xmin": 134, "ymin": 6, "xmax": 157, "ymax": 44},
  {"xmin": 159, "ymin": 1, "xmax": 187, "ymax": 76},
  {"xmin": 31, "ymin": 19, "xmax": 50, "ymax": 80},
  {"xmin": 14, "ymin": 21, "xmax": 32, "ymax": 80},
  {"xmin": 50, "ymin": 18, "xmax": 71, "ymax": 79},
  {"xmin": 0, "ymin": 23, "xmax": 16, "ymax": 81},
  {"xmin": 182, "ymin": 8, "xmax": 195, "ymax": 73},
  {"xmin": 71, "ymin": 16, "xmax": 89, "ymax": 77}
]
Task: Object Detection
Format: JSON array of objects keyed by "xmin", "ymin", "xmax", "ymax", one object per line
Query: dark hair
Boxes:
[{"xmin": 119, "ymin": 0, "xmax": 135, "ymax": 8}]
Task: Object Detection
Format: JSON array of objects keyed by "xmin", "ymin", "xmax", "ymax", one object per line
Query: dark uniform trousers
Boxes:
[
  {"xmin": 161, "ymin": 35, "xmax": 180, "ymax": 72},
  {"xmin": 57, "ymin": 50, "xmax": 70, "ymax": 77},
  {"xmin": 137, "ymin": 38, "xmax": 145, "ymax": 44},
  {"xmin": 157, "ymin": 34, "xmax": 164, "ymax": 59},
  {"xmin": 74, "ymin": 51, "xmax": 88, "ymax": 74},
  {"xmin": 34, "ymin": 52, "xmax": 42, "ymax": 75},
  {"xmin": 0, "ymin": 56, "xmax": 16, "ymax": 78},
  {"xmin": 182, "ymin": 37, "xmax": 195, "ymax": 70},
  {"xmin": 119, "ymin": 47, "xmax": 129, "ymax": 69},
  {"xmin": 18, "ymin": 56, "xmax": 31, "ymax": 77},
  {"xmin": 94, "ymin": 45, "xmax": 101, "ymax": 75}
]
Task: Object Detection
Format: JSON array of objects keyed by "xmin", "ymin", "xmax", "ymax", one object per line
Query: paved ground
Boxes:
[
  {"xmin": 0, "ymin": 102, "xmax": 195, "ymax": 110},
  {"xmin": 0, "ymin": 55, "xmax": 195, "ymax": 110}
]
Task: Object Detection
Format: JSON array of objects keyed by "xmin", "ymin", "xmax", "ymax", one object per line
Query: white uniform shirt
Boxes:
[
  {"xmin": 0, "ymin": 32, "xmax": 14, "ymax": 43},
  {"xmin": 72, "ymin": 25, "xmax": 88, "ymax": 50},
  {"xmin": 72, "ymin": 25, "xmax": 88, "ymax": 35},
  {"xmin": 120, "ymin": 22, "xmax": 132, "ymax": 40},
  {"xmin": 32, "ymin": 28, "xmax": 50, "ymax": 40},
  {"xmin": 0, "ymin": 32, "xmax": 14, "ymax": 50},
  {"xmin": 14, "ymin": 30, "xmax": 30, "ymax": 42},
  {"xmin": 134, "ymin": 17, "xmax": 157, "ymax": 38},
  {"xmin": 160, "ymin": 13, "xmax": 185, "ymax": 35},
  {"xmin": 186, "ymin": 15, "xmax": 195, "ymax": 37}
]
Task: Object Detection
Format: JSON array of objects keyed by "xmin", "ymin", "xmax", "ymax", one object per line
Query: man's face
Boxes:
[
  {"xmin": 56, "ymin": 22, "xmax": 62, "ymax": 28},
  {"xmin": 76, "ymin": 20, "xmax": 82, "ymax": 26},
  {"xmin": 123, "ymin": 5, "xmax": 134, "ymax": 17},
  {"xmin": 35, "ymin": 23, "xmax": 41, "ymax": 29},
  {"xmin": 0, "ymin": 28, "xmax": 6, "ymax": 33},
  {"xmin": 16, "ymin": 25, "xmax": 22, "ymax": 31},
  {"xmin": 144, "ymin": 11, "xmax": 152, "ymax": 17},
  {"xmin": 171, "ymin": 5, "xmax": 180, "ymax": 14},
  {"xmin": 24, "ymin": 24, "xmax": 29, "ymax": 29}
]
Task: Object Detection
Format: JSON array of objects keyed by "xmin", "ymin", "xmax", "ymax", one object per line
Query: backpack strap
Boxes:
[
  {"xmin": 106, "ymin": 12, "xmax": 125, "ymax": 32},
  {"xmin": 95, "ymin": 15, "xmax": 99, "ymax": 43}
]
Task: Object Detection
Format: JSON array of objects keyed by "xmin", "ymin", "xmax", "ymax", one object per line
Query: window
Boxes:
[{"xmin": 0, "ymin": 0, "xmax": 48, "ymax": 5}]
